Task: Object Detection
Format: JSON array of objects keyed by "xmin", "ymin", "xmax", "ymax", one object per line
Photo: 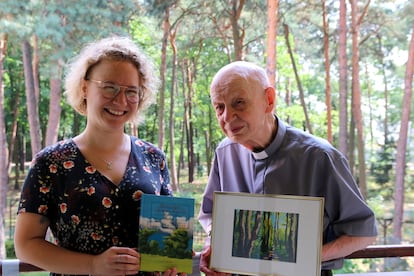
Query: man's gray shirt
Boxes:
[{"xmin": 199, "ymin": 116, "xmax": 378, "ymax": 269}]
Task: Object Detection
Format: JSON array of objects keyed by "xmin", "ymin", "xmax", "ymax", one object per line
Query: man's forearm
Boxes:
[{"xmin": 322, "ymin": 235, "xmax": 377, "ymax": 262}]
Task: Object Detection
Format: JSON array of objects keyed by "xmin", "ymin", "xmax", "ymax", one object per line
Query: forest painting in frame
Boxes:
[{"xmin": 210, "ymin": 192, "xmax": 324, "ymax": 276}]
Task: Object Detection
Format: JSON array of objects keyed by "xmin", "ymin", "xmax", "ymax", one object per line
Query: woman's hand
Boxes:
[{"xmin": 91, "ymin": 246, "xmax": 140, "ymax": 275}]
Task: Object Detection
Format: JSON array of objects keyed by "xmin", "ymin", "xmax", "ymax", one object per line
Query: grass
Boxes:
[{"xmin": 140, "ymin": 254, "xmax": 192, "ymax": 273}]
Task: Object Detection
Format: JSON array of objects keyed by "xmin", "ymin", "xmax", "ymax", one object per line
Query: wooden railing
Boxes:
[
  {"xmin": 346, "ymin": 244, "xmax": 414, "ymax": 259},
  {"xmin": 1, "ymin": 245, "xmax": 414, "ymax": 275}
]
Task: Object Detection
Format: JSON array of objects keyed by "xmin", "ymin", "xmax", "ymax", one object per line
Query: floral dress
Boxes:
[{"xmin": 17, "ymin": 136, "xmax": 172, "ymax": 276}]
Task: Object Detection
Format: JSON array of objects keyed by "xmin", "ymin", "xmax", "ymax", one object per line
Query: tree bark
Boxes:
[
  {"xmin": 169, "ymin": 28, "xmax": 179, "ymax": 191},
  {"xmin": 283, "ymin": 23, "xmax": 313, "ymax": 134},
  {"xmin": 266, "ymin": 0, "xmax": 279, "ymax": 106},
  {"xmin": 350, "ymin": 0, "xmax": 369, "ymax": 198},
  {"xmin": 0, "ymin": 32, "xmax": 9, "ymax": 259},
  {"xmin": 158, "ymin": 7, "xmax": 170, "ymax": 150},
  {"xmin": 338, "ymin": 0, "xmax": 349, "ymax": 156},
  {"xmin": 7, "ymin": 81, "xmax": 20, "ymax": 176},
  {"xmin": 22, "ymin": 40, "xmax": 42, "ymax": 157},
  {"xmin": 230, "ymin": 0, "xmax": 245, "ymax": 61},
  {"xmin": 184, "ymin": 60, "xmax": 195, "ymax": 183},
  {"xmin": 392, "ymin": 24, "xmax": 414, "ymax": 241},
  {"xmin": 322, "ymin": 0, "xmax": 333, "ymax": 143},
  {"xmin": 45, "ymin": 74, "xmax": 62, "ymax": 146},
  {"xmin": 32, "ymin": 35, "xmax": 40, "ymax": 104}
]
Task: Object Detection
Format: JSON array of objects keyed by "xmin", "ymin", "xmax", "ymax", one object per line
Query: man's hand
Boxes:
[{"xmin": 199, "ymin": 246, "xmax": 231, "ymax": 276}]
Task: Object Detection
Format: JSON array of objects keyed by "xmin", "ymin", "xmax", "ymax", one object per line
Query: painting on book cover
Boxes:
[{"xmin": 138, "ymin": 194, "xmax": 195, "ymax": 273}]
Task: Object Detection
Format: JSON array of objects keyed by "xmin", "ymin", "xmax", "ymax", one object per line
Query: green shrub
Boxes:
[{"xmin": 6, "ymin": 239, "xmax": 16, "ymax": 258}]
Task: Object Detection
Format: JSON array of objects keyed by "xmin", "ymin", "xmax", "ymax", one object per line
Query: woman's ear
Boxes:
[
  {"xmin": 264, "ymin": 87, "xmax": 275, "ymax": 112},
  {"xmin": 81, "ymin": 79, "xmax": 88, "ymax": 98}
]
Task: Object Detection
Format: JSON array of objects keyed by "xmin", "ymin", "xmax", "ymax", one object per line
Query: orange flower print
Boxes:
[
  {"xmin": 39, "ymin": 186, "xmax": 50, "ymax": 194},
  {"xmin": 49, "ymin": 164, "xmax": 58, "ymax": 173},
  {"xmin": 91, "ymin": 232, "xmax": 102, "ymax": 241},
  {"xmin": 85, "ymin": 166, "xmax": 96, "ymax": 174},
  {"xmin": 87, "ymin": 186, "xmax": 96, "ymax": 196},
  {"xmin": 160, "ymin": 160, "xmax": 165, "ymax": 170},
  {"xmin": 60, "ymin": 203, "xmax": 67, "ymax": 214},
  {"xmin": 63, "ymin": 161, "xmax": 75, "ymax": 169},
  {"xmin": 38, "ymin": 205, "xmax": 48, "ymax": 214},
  {"xmin": 143, "ymin": 165, "xmax": 151, "ymax": 173},
  {"xmin": 136, "ymin": 140, "xmax": 144, "ymax": 147},
  {"xmin": 102, "ymin": 197, "xmax": 112, "ymax": 208},
  {"xmin": 71, "ymin": 215, "xmax": 80, "ymax": 225},
  {"xmin": 132, "ymin": 190, "xmax": 143, "ymax": 201}
]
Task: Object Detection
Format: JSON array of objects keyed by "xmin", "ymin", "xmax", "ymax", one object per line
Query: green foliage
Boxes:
[
  {"xmin": 163, "ymin": 229, "xmax": 192, "ymax": 258},
  {"xmin": 6, "ymin": 239, "xmax": 16, "ymax": 258},
  {"xmin": 138, "ymin": 228, "xmax": 158, "ymax": 253},
  {"xmin": 370, "ymin": 139, "xmax": 395, "ymax": 185}
]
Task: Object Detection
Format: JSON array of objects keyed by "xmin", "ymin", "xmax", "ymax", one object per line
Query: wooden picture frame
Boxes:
[{"xmin": 210, "ymin": 192, "xmax": 324, "ymax": 276}]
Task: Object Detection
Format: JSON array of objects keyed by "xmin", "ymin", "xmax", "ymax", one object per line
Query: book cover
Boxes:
[{"xmin": 138, "ymin": 194, "xmax": 195, "ymax": 273}]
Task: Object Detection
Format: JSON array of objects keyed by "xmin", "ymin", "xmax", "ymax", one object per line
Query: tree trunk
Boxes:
[
  {"xmin": 0, "ymin": 32, "xmax": 9, "ymax": 259},
  {"xmin": 7, "ymin": 83, "xmax": 20, "ymax": 176},
  {"xmin": 283, "ymin": 23, "xmax": 313, "ymax": 134},
  {"xmin": 392, "ymin": 24, "xmax": 414, "ymax": 242},
  {"xmin": 205, "ymin": 103, "xmax": 214, "ymax": 174},
  {"xmin": 22, "ymin": 40, "xmax": 42, "ymax": 157},
  {"xmin": 158, "ymin": 8, "xmax": 170, "ymax": 150},
  {"xmin": 169, "ymin": 28, "xmax": 179, "ymax": 191},
  {"xmin": 32, "ymin": 35, "xmax": 40, "ymax": 104},
  {"xmin": 350, "ymin": 0, "xmax": 369, "ymax": 198},
  {"xmin": 338, "ymin": 0, "xmax": 349, "ymax": 156},
  {"xmin": 322, "ymin": 0, "xmax": 333, "ymax": 143},
  {"xmin": 184, "ymin": 60, "xmax": 195, "ymax": 183},
  {"xmin": 45, "ymin": 74, "xmax": 62, "ymax": 146},
  {"xmin": 377, "ymin": 35, "xmax": 390, "ymax": 146},
  {"xmin": 230, "ymin": 0, "xmax": 245, "ymax": 61},
  {"xmin": 266, "ymin": 0, "xmax": 279, "ymax": 106}
]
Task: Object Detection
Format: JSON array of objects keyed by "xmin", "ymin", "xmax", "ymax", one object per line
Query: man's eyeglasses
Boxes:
[{"xmin": 87, "ymin": 79, "xmax": 140, "ymax": 103}]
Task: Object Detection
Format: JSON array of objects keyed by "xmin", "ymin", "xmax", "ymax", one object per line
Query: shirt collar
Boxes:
[{"xmin": 252, "ymin": 116, "xmax": 286, "ymax": 160}]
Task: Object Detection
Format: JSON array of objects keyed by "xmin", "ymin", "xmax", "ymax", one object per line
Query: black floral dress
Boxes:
[{"xmin": 17, "ymin": 136, "xmax": 172, "ymax": 276}]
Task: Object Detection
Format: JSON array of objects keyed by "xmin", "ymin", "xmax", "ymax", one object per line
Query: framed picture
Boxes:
[{"xmin": 210, "ymin": 192, "xmax": 324, "ymax": 276}]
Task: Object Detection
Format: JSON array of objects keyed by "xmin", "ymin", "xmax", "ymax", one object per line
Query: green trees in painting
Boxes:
[
  {"xmin": 163, "ymin": 229, "xmax": 192, "ymax": 259},
  {"xmin": 138, "ymin": 228, "xmax": 192, "ymax": 259},
  {"xmin": 232, "ymin": 209, "xmax": 299, "ymax": 263}
]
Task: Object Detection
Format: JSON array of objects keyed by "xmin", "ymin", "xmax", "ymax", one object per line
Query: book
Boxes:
[{"xmin": 138, "ymin": 194, "xmax": 195, "ymax": 273}]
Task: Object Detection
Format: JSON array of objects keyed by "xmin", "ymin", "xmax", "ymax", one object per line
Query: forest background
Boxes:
[{"xmin": 0, "ymin": 0, "xmax": 413, "ymax": 273}]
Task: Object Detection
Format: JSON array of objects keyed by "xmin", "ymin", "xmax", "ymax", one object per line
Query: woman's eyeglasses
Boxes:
[{"xmin": 87, "ymin": 79, "xmax": 140, "ymax": 103}]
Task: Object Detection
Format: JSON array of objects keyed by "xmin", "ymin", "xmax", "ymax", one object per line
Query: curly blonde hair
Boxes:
[{"xmin": 64, "ymin": 36, "xmax": 159, "ymax": 124}]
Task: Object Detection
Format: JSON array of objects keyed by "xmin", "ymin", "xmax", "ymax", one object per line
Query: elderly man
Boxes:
[{"xmin": 198, "ymin": 61, "xmax": 377, "ymax": 276}]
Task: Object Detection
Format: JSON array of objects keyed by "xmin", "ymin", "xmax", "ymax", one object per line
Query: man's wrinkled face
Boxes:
[{"xmin": 210, "ymin": 73, "xmax": 269, "ymax": 147}]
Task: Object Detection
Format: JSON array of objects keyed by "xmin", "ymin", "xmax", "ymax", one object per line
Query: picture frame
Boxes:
[{"xmin": 210, "ymin": 192, "xmax": 324, "ymax": 276}]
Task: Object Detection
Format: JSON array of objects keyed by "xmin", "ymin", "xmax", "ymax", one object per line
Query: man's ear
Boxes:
[{"xmin": 264, "ymin": 87, "xmax": 275, "ymax": 112}]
